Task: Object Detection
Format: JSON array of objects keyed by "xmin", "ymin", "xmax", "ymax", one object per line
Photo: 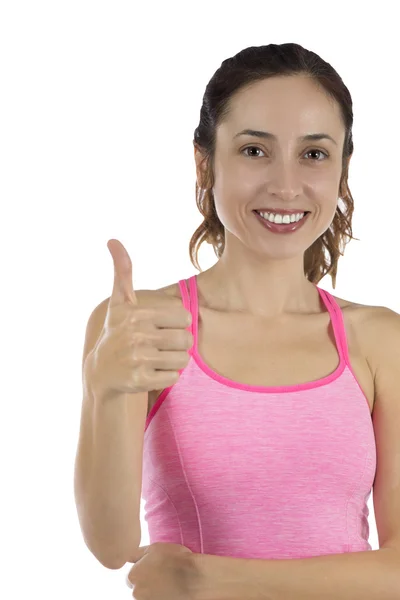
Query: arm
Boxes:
[
  {"xmin": 74, "ymin": 297, "xmax": 146, "ymax": 569},
  {"xmin": 193, "ymin": 548, "xmax": 400, "ymax": 600}
]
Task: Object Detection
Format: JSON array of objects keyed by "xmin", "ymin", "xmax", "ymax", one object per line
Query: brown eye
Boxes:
[
  {"xmin": 242, "ymin": 146, "xmax": 265, "ymax": 158},
  {"xmin": 304, "ymin": 149, "xmax": 328, "ymax": 161},
  {"xmin": 242, "ymin": 146, "xmax": 328, "ymax": 161}
]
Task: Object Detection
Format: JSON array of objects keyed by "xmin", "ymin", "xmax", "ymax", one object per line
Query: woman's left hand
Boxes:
[{"xmin": 125, "ymin": 542, "xmax": 202, "ymax": 599}]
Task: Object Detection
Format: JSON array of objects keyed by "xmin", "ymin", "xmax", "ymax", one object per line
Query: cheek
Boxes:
[
  {"xmin": 214, "ymin": 174, "xmax": 255, "ymax": 205},
  {"xmin": 316, "ymin": 203, "xmax": 340, "ymax": 235}
]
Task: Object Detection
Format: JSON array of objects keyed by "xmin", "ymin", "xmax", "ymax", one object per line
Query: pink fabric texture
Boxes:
[{"xmin": 142, "ymin": 275, "xmax": 376, "ymax": 559}]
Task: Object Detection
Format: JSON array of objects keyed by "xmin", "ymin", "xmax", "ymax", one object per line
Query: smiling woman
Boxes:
[
  {"xmin": 75, "ymin": 44, "xmax": 398, "ymax": 587},
  {"xmin": 137, "ymin": 42, "xmax": 385, "ymax": 571}
]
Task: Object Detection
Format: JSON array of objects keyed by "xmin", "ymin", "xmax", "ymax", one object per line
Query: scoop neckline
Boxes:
[{"xmin": 186, "ymin": 274, "xmax": 347, "ymax": 393}]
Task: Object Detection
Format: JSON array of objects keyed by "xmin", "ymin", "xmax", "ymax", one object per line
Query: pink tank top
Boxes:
[{"xmin": 142, "ymin": 275, "xmax": 377, "ymax": 559}]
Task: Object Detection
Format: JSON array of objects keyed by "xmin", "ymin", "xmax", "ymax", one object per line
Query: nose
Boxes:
[{"xmin": 266, "ymin": 161, "xmax": 303, "ymax": 200}]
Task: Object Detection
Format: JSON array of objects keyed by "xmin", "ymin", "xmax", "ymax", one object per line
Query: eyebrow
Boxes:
[{"xmin": 233, "ymin": 129, "xmax": 337, "ymax": 146}]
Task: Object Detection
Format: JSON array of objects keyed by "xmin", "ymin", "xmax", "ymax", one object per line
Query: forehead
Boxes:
[{"xmin": 221, "ymin": 76, "xmax": 343, "ymax": 139}]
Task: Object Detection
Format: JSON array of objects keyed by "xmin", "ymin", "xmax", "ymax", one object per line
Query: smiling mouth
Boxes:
[{"xmin": 253, "ymin": 209, "xmax": 311, "ymax": 231}]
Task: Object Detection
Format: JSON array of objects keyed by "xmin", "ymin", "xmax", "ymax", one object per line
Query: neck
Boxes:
[{"xmin": 198, "ymin": 264, "xmax": 319, "ymax": 320}]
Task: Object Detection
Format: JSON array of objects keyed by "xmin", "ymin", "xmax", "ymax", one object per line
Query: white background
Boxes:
[{"xmin": 1, "ymin": 1, "xmax": 399, "ymax": 597}]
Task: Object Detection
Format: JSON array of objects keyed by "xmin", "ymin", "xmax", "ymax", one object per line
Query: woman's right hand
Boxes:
[{"xmin": 86, "ymin": 239, "xmax": 193, "ymax": 402}]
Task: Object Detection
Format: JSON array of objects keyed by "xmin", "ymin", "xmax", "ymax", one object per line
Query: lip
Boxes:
[
  {"xmin": 253, "ymin": 209, "xmax": 310, "ymax": 234},
  {"xmin": 253, "ymin": 209, "xmax": 310, "ymax": 215}
]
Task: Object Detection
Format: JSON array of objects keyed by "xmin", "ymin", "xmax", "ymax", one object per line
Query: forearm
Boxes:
[
  {"xmin": 74, "ymin": 380, "xmax": 147, "ymax": 568},
  {"xmin": 193, "ymin": 547, "xmax": 400, "ymax": 600}
]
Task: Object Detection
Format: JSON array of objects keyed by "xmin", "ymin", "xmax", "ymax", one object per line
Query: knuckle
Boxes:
[
  {"xmin": 129, "ymin": 307, "xmax": 152, "ymax": 324},
  {"xmin": 130, "ymin": 345, "xmax": 144, "ymax": 365},
  {"xmin": 132, "ymin": 330, "xmax": 150, "ymax": 345}
]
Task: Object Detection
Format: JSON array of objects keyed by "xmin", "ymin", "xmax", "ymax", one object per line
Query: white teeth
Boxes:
[{"xmin": 256, "ymin": 211, "xmax": 306, "ymax": 224}]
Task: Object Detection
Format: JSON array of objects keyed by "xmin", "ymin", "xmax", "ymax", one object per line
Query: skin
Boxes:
[{"xmin": 193, "ymin": 75, "xmax": 353, "ymax": 322}]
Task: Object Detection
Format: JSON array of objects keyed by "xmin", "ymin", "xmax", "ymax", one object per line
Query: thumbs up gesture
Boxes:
[{"xmin": 85, "ymin": 239, "xmax": 193, "ymax": 404}]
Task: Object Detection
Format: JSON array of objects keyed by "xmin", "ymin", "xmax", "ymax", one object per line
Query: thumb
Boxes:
[{"xmin": 107, "ymin": 239, "xmax": 138, "ymax": 307}]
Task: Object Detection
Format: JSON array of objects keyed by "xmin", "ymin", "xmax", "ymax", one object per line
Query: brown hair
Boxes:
[{"xmin": 190, "ymin": 42, "xmax": 359, "ymax": 289}]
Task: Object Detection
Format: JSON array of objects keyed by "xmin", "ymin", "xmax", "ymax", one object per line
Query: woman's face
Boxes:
[{"xmin": 195, "ymin": 75, "xmax": 349, "ymax": 260}]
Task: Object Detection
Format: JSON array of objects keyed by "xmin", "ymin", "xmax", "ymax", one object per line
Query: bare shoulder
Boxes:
[
  {"xmin": 357, "ymin": 303, "xmax": 400, "ymax": 357},
  {"xmin": 338, "ymin": 296, "xmax": 400, "ymax": 378},
  {"xmin": 335, "ymin": 294, "xmax": 398, "ymax": 328},
  {"xmin": 329, "ymin": 291, "xmax": 378, "ymax": 313},
  {"xmin": 328, "ymin": 290, "xmax": 390, "ymax": 322},
  {"xmin": 152, "ymin": 282, "xmax": 184, "ymax": 304}
]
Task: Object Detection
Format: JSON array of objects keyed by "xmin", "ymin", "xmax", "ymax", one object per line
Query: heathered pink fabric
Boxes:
[{"xmin": 142, "ymin": 275, "xmax": 377, "ymax": 559}]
